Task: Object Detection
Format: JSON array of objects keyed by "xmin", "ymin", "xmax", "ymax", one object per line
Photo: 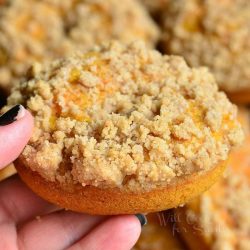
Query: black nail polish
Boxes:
[
  {"xmin": 135, "ymin": 214, "xmax": 147, "ymax": 227},
  {"xmin": 0, "ymin": 105, "xmax": 24, "ymax": 126}
]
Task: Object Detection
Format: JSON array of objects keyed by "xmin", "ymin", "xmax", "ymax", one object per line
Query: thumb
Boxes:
[{"xmin": 0, "ymin": 105, "xmax": 34, "ymax": 169}]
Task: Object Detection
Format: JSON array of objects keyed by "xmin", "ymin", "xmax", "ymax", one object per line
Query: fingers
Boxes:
[
  {"xmin": 0, "ymin": 176, "xmax": 56, "ymax": 224},
  {"xmin": 0, "ymin": 105, "xmax": 34, "ymax": 169},
  {"xmin": 18, "ymin": 211, "xmax": 105, "ymax": 250},
  {"xmin": 68, "ymin": 215, "xmax": 141, "ymax": 250}
]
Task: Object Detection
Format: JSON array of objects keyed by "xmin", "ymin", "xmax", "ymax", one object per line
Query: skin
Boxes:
[{"xmin": 0, "ymin": 108, "xmax": 141, "ymax": 250}]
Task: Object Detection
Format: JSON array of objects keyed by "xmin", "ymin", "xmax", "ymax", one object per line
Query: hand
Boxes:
[{"xmin": 0, "ymin": 105, "xmax": 142, "ymax": 250}]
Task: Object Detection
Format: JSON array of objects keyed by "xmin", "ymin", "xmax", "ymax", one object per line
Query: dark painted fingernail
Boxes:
[
  {"xmin": 135, "ymin": 214, "xmax": 147, "ymax": 227},
  {"xmin": 0, "ymin": 105, "xmax": 25, "ymax": 126}
]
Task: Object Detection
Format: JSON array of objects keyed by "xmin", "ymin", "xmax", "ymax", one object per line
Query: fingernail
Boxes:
[
  {"xmin": 0, "ymin": 105, "xmax": 25, "ymax": 126},
  {"xmin": 135, "ymin": 214, "xmax": 147, "ymax": 227}
]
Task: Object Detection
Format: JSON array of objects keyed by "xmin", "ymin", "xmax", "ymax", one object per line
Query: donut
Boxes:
[
  {"xmin": 0, "ymin": 164, "xmax": 16, "ymax": 182},
  {"xmin": 5, "ymin": 41, "xmax": 243, "ymax": 214},
  {"xmin": 175, "ymin": 107, "xmax": 250, "ymax": 249},
  {"xmin": 133, "ymin": 211, "xmax": 185, "ymax": 250},
  {"xmin": 160, "ymin": 0, "xmax": 250, "ymax": 103},
  {"xmin": 0, "ymin": 0, "xmax": 159, "ymax": 93}
]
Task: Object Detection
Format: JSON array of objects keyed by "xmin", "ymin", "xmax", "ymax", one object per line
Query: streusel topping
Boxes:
[
  {"xmin": 5, "ymin": 41, "xmax": 243, "ymax": 190},
  {"xmin": 161, "ymin": 0, "xmax": 250, "ymax": 92},
  {"xmin": 182, "ymin": 108, "xmax": 250, "ymax": 250},
  {"xmin": 0, "ymin": 0, "xmax": 159, "ymax": 91}
]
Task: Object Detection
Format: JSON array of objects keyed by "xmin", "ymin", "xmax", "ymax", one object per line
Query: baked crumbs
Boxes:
[{"xmin": 4, "ymin": 41, "xmax": 243, "ymax": 190}]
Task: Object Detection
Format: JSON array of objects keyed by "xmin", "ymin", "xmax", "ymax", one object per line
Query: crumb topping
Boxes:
[
  {"xmin": 161, "ymin": 0, "xmax": 250, "ymax": 92},
  {"xmin": 0, "ymin": 0, "xmax": 159, "ymax": 91},
  {"xmin": 183, "ymin": 108, "xmax": 250, "ymax": 250},
  {"xmin": 5, "ymin": 41, "xmax": 243, "ymax": 190},
  {"xmin": 187, "ymin": 167, "xmax": 250, "ymax": 250}
]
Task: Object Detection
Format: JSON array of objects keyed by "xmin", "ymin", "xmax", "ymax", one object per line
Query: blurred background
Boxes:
[{"xmin": 0, "ymin": 1, "xmax": 249, "ymax": 249}]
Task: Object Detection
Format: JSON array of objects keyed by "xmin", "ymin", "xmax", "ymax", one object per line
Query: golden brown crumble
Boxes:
[
  {"xmin": 185, "ymin": 167, "xmax": 250, "ymax": 250},
  {"xmin": 161, "ymin": 0, "xmax": 250, "ymax": 93},
  {"xmin": 0, "ymin": 0, "xmax": 159, "ymax": 91},
  {"xmin": 182, "ymin": 108, "xmax": 250, "ymax": 250},
  {"xmin": 5, "ymin": 41, "xmax": 243, "ymax": 190}
]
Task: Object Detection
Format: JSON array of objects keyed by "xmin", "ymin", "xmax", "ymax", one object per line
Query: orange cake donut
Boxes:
[
  {"xmin": 160, "ymin": 0, "xmax": 250, "ymax": 103},
  {"xmin": 0, "ymin": 0, "xmax": 159, "ymax": 93},
  {"xmin": 0, "ymin": 164, "xmax": 16, "ymax": 182},
  {"xmin": 175, "ymin": 107, "xmax": 250, "ymax": 250},
  {"xmin": 133, "ymin": 211, "xmax": 186, "ymax": 250},
  {"xmin": 4, "ymin": 41, "xmax": 243, "ymax": 214}
]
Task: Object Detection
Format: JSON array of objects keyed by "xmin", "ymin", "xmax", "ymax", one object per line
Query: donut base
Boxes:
[
  {"xmin": 15, "ymin": 159, "xmax": 226, "ymax": 215},
  {"xmin": 227, "ymin": 89, "xmax": 250, "ymax": 104},
  {"xmin": 174, "ymin": 207, "xmax": 211, "ymax": 250},
  {"xmin": 0, "ymin": 164, "xmax": 17, "ymax": 182}
]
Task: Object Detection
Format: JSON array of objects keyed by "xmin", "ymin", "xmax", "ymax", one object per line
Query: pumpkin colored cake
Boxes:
[
  {"xmin": 4, "ymin": 41, "xmax": 243, "ymax": 214},
  {"xmin": 133, "ymin": 212, "xmax": 186, "ymax": 250},
  {"xmin": 161, "ymin": 0, "xmax": 250, "ymax": 103},
  {"xmin": 0, "ymin": 0, "xmax": 159, "ymax": 93},
  {"xmin": 175, "ymin": 107, "xmax": 250, "ymax": 250}
]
